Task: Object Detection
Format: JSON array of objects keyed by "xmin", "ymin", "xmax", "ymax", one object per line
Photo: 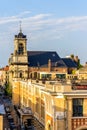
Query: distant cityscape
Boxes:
[{"xmin": 0, "ymin": 29, "xmax": 87, "ymax": 130}]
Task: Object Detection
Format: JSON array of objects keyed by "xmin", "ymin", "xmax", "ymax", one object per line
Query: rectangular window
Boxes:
[
  {"xmin": 73, "ymin": 98, "xmax": 83, "ymax": 117},
  {"xmin": 41, "ymin": 74, "xmax": 51, "ymax": 80},
  {"xmin": 41, "ymin": 105, "xmax": 45, "ymax": 119},
  {"xmin": 41, "ymin": 100, "xmax": 45, "ymax": 119},
  {"xmin": 36, "ymin": 97, "xmax": 40, "ymax": 114},
  {"xmin": 56, "ymin": 74, "xmax": 66, "ymax": 79}
]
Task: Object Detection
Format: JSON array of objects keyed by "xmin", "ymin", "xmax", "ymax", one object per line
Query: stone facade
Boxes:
[
  {"xmin": 77, "ymin": 63, "xmax": 87, "ymax": 79},
  {"xmin": 0, "ymin": 66, "xmax": 9, "ymax": 86},
  {"xmin": 9, "ymin": 30, "xmax": 28, "ymax": 87},
  {"xmin": 8, "ymin": 31, "xmax": 87, "ymax": 130},
  {"xmin": 12, "ymin": 78, "xmax": 87, "ymax": 130}
]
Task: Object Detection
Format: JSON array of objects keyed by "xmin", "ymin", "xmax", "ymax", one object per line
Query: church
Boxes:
[
  {"xmin": 8, "ymin": 28, "xmax": 84, "ymax": 130},
  {"xmin": 8, "ymin": 27, "xmax": 77, "ymax": 86}
]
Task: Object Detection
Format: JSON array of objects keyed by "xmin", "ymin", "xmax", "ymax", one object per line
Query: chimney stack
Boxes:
[{"xmin": 48, "ymin": 59, "xmax": 51, "ymax": 72}]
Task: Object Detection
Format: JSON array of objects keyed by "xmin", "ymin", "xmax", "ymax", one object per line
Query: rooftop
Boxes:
[{"xmin": 27, "ymin": 51, "xmax": 66, "ymax": 67}]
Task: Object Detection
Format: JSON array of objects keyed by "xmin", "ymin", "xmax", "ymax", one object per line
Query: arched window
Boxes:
[{"xmin": 18, "ymin": 43, "xmax": 24, "ymax": 54}]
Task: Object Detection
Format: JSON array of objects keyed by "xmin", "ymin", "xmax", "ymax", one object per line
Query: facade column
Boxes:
[{"xmin": 67, "ymin": 97, "xmax": 72, "ymax": 130}]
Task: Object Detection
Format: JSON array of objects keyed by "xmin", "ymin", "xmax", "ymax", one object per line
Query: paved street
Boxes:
[
  {"xmin": 0, "ymin": 86, "xmax": 19, "ymax": 130},
  {"xmin": 3, "ymin": 99, "xmax": 21, "ymax": 130},
  {"xmin": 0, "ymin": 86, "xmax": 45, "ymax": 130},
  {"xmin": 0, "ymin": 87, "xmax": 10, "ymax": 130}
]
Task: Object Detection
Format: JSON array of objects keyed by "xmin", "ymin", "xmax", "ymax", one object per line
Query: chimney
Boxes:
[
  {"xmin": 74, "ymin": 56, "xmax": 79, "ymax": 63},
  {"xmin": 48, "ymin": 59, "xmax": 51, "ymax": 72}
]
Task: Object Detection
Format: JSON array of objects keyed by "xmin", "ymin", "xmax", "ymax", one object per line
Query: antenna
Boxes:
[{"xmin": 19, "ymin": 21, "xmax": 22, "ymax": 33}]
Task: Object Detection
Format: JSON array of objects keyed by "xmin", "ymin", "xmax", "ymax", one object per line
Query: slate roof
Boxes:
[
  {"xmin": 62, "ymin": 58, "xmax": 77, "ymax": 68},
  {"xmin": 15, "ymin": 32, "xmax": 26, "ymax": 38},
  {"xmin": 27, "ymin": 51, "xmax": 66, "ymax": 67}
]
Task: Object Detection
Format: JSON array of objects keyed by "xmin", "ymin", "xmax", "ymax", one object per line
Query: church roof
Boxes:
[
  {"xmin": 27, "ymin": 51, "xmax": 66, "ymax": 67},
  {"xmin": 15, "ymin": 28, "xmax": 26, "ymax": 39},
  {"xmin": 15, "ymin": 22, "xmax": 26, "ymax": 38},
  {"xmin": 15, "ymin": 32, "xmax": 26, "ymax": 38}
]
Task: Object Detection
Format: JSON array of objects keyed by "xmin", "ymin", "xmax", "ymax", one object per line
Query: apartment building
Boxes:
[
  {"xmin": 0, "ymin": 66, "xmax": 9, "ymax": 86},
  {"xmin": 12, "ymin": 77, "xmax": 87, "ymax": 130}
]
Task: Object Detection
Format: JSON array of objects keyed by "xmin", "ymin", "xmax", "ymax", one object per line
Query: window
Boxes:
[
  {"xmin": 36, "ymin": 97, "xmax": 40, "ymax": 114},
  {"xmin": 41, "ymin": 74, "xmax": 51, "ymax": 80},
  {"xmin": 18, "ymin": 43, "xmax": 24, "ymax": 54},
  {"xmin": 56, "ymin": 74, "xmax": 66, "ymax": 79},
  {"xmin": 73, "ymin": 98, "xmax": 83, "ymax": 117},
  {"xmin": 48, "ymin": 124, "xmax": 51, "ymax": 130},
  {"xmin": 20, "ymin": 72, "xmax": 22, "ymax": 78},
  {"xmin": 41, "ymin": 100, "xmax": 45, "ymax": 119}
]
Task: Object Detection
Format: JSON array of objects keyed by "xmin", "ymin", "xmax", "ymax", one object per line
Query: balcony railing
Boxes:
[{"xmin": 72, "ymin": 117, "xmax": 87, "ymax": 130}]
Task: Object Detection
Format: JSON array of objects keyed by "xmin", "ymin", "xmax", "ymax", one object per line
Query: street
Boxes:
[{"xmin": 0, "ymin": 86, "xmax": 45, "ymax": 130}]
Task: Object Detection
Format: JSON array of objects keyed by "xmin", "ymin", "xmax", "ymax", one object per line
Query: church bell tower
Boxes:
[{"xmin": 9, "ymin": 24, "xmax": 28, "ymax": 79}]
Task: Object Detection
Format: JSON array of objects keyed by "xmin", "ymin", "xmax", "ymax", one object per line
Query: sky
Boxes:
[{"xmin": 0, "ymin": 0, "xmax": 87, "ymax": 66}]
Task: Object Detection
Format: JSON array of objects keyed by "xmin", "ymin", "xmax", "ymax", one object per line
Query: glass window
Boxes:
[
  {"xmin": 73, "ymin": 98, "xmax": 83, "ymax": 117},
  {"xmin": 56, "ymin": 74, "xmax": 66, "ymax": 79},
  {"xmin": 41, "ymin": 74, "xmax": 51, "ymax": 79}
]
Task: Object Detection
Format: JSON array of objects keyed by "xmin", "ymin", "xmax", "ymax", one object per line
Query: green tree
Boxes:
[{"xmin": 5, "ymin": 82, "xmax": 12, "ymax": 97}]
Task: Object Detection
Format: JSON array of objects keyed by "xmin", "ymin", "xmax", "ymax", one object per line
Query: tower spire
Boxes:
[{"xmin": 19, "ymin": 21, "xmax": 22, "ymax": 33}]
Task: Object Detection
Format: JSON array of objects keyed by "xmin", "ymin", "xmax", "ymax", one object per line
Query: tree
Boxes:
[{"xmin": 5, "ymin": 82, "xmax": 12, "ymax": 97}]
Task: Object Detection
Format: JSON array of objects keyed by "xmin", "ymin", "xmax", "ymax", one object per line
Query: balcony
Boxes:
[
  {"xmin": 16, "ymin": 106, "xmax": 33, "ymax": 121},
  {"xmin": 72, "ymin": 117, "xmax": 87, "ymax": 130}
]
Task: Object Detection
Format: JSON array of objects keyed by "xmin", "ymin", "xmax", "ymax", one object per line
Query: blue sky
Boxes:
[{"xmin": 0, "ymin": 0, "xmax": 87, "ymax": 66}]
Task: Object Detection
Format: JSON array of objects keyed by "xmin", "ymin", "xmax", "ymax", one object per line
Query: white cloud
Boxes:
[
  {"xmin": 0, "ymin": 12, "xmax": 87, "ymax": 43},
  {"xmin": 1, "ymin": 12, "xmax": 87, "ymax": 66},
  {"xmin": 0, "ymin": 12, "xmax": 87, "ymax": 33}
]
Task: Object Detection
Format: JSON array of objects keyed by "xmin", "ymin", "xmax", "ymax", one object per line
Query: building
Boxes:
[
  {"xmin": 12, "ymin": 77, "xmax": 87, "ymax": 130},
  {"xmin": 77, "ymin": 62, "xmax": 87, "ymax": 80},
  {"xmin": 8, "ymin": 29, "xmax": 79, "ymax": 130},
  {"xmin": 9, "ymin": 29, "xmax": 28, "ymax": 87},
  {"xmin": 0, "ymin": 105, "xmax": 5, "ymax": 130},
  {"xmin": 8, "ymin": 29, "xmax": 77, "ymax": 86},
  {"xmin": 0, "ymin": 66, "xmax": 9, "ymax": 86}
]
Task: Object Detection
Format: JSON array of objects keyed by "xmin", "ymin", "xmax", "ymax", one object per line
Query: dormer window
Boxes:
[{"xmin": 18, "ymin": 43, "xmax": 24, "ymax": 54}]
